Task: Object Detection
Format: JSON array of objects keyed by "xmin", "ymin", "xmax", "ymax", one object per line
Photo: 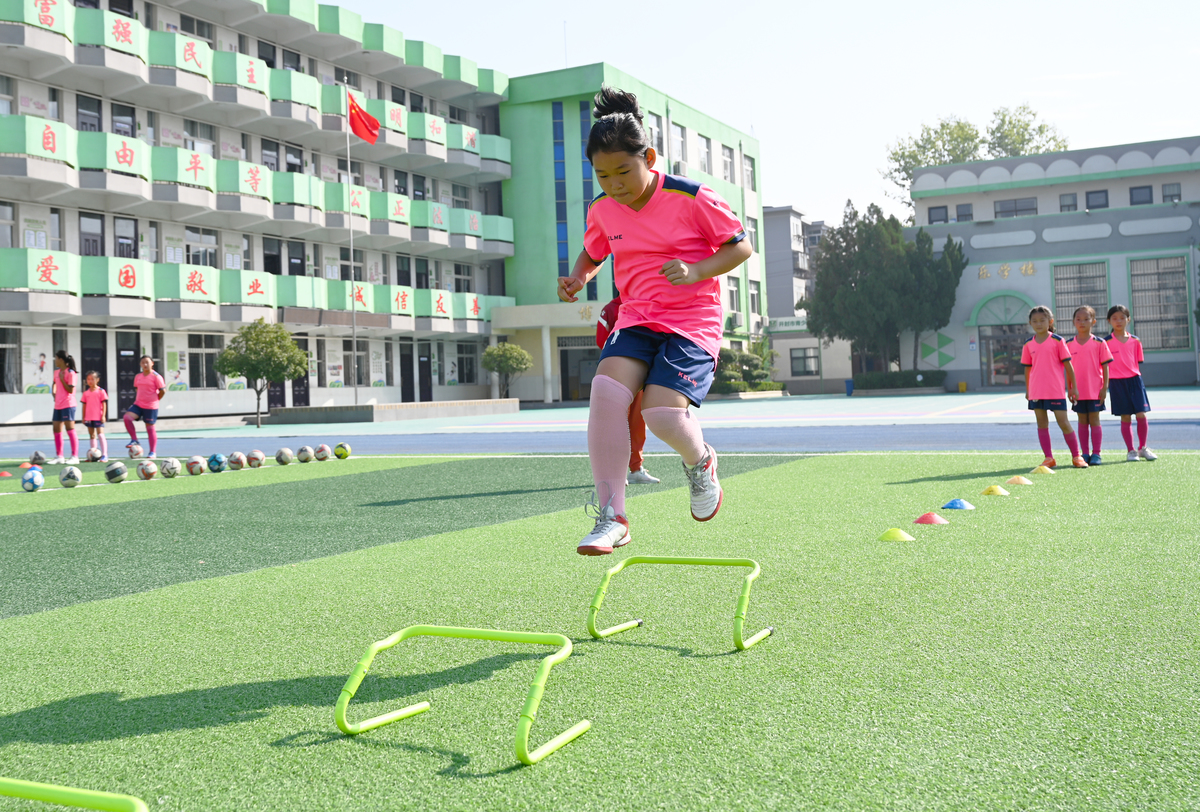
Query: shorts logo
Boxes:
[
  {"xmin": 608, "ymin": 329, "xmax": 620, "ymax": 346},
  {"xmin": 677, "ymin": 371, "xmax": 698, "ymax": 387}
]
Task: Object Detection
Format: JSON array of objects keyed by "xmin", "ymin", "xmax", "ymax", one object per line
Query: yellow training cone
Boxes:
[
  {"xmin": 1006, "ymin": 475, "xmax": 1033, "ymax": 485},
  {"xmin": 878, "ymin": 528, "xmax": 915, "ymax": 542},
  {"xmin": 1030, "ymin": 465, "xmax": 1055, "ymax": 475},
  {"xmin": 981, "ymin": 485, "xmax": 1010, "ymax": 496}
]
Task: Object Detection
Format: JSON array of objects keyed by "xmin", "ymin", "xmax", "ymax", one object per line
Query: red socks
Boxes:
[
  {"xmin": 66, "ymin": 428, "xmax": 78, "ymax": 457},
  {"xmin": 54, "ymin": 432, "xmax": 63, "ymax": 456},
  {"xmin": 124, "ymin": 413, "xmax": 138, "ymax": 443},
  {"xmin": 1120, "ymin": 422, "xmax": 1134, "ymax": 451},
  {"xmin": 1037, "ymin": 428, "xmax": 1052, "ymax": 458},
  {"xmin": 1064, "ymin": 430, "xmax": 1081, "ymax": 458},
  {"xmin": 1136, "ymin": 415, "xmax": 1148, "ymax": 449},
  {"xmin": 146, "ymin": 424, "xmax": 158, "ymax": 454}
]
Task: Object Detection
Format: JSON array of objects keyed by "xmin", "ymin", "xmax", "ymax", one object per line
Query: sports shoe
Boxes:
[
  {"xmin": 1138, "ymin": 447, "xmax": 1158, "ymax": 461},
  {"xmin": 1071, "ymin": 456, "xmax": 1089, "ymax": 468},
  {"xmin": 1088, "ymin": 453, "xmax": 1102, "ymax": 466},
  {"xmin": 1126, "ymin": 450, "xmax": 1140, "ymax": 462},
  {"xmin": 1041, "ymin": 457, "xmax": 1057, "ymax": 469},
  {"xmin": 683, "ymin": 444, "xmax": 723, "ymax": 522},
  {"xmin": 577, "ymin": 496, "xmax": 631, "ymax": 556},
  {"xmin": 100, "ymin": 456, "xmax": 108, "ymax": 462},
  {"xmin": 125, "ymin": 441, "xmax": 137, "ymax": 449},
  {"xmin": 66, "ymin": 456, "xmax": 79, "ymax": 465},
  {"xmin": 626, "ymin": 467, "xmax": 660, "ymax": 485},
  {"xmin": 48, "ymin": 456, "xmax": 65, "ymax": 465},
  {"xmin": 148, "ymin": 452, "xmax": 157, "ymax": 459}
]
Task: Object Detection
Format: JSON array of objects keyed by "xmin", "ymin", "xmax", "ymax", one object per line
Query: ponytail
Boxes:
[
  {"xmin": 586, "ymin": 85, "xmax": 651, "ymax": 162},
  {"xmin": 54, "ymin": 349, "xmax": 77, "ymax": 374}
]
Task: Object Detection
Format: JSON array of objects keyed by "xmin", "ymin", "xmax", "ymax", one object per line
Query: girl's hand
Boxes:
[
  {"xmin": 1099, "ymin": 388, "xmax": 1108, "ymax": 402},
  {"xmin": 557, "ymin": 276, "xmax": 584, "ymax": 303},
  {"xmin": 660, "ymin": 259, "xmax": 696, "ymax": 285},
  {"xmin": 1067, "ymin": 386, "xmax": 1078, "ymax": 404}
]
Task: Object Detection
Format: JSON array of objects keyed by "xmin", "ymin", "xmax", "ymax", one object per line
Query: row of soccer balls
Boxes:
[{"xmin": 19, "ymin": 442, "xmax": 351, "ymax": 492}]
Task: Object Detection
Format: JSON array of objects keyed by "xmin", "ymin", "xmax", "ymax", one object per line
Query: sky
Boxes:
[{"xmin": 339, "ymin": 0, "xmax": 1199, "ymax": 227}]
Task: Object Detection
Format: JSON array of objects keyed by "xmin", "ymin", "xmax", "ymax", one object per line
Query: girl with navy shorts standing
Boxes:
[
  {"xmin": 123, "ymin": 355, "xmax": 166, "ymax": 458},
  {"xmin": 559, "ymin": 87, "xmax": 753, "ymax": 556},
  {"xmin": 1066, "ymin": 306, "xmax": 1113, "ymax": 465},
  {"xmin": 1021, "ymin": 306, "xmax": 1086, "ymax": 468},
  {"xmin": 49, "ymin": 350, "xmax": 80, "ymax": 465},
  {"xmin": 1104, "ymin": 305, "xmax": 1156, "ymax": 461}
]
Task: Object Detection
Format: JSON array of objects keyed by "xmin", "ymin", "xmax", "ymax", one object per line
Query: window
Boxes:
[
  {"xmin": 109, "ymin": 0, "xmax": 133, "ymax": 17},
  {"xmin": 262, "ymin": 238, "xmax": 281, "ymax": 275},
  {"xmin": 307, "ymin": 57, "xmax": 317, "ymax": 78},
  {"xmin": 144, "ymin": 220, "xmax": 158, "ymax": 261},
  {"xmin": 790, "ymin": 347, "xmax": 819, "ymax": 377},
  {"xmin": 994, "ymin": 197, "xmax": 1037, "ymax": 218},
  {"xmin": 727, "ymin": 275, "xmax": 740, "ymax": 313},
  {"xmin": 336, "ymin": 158, "xmax": 362, "ymax": 185},
  {"xmin": 451, "ymin": 184, "xmax": 470, "ymax": 209},
  {"xmin": 552, "ymin": 101, "xmax": 568, "ymax": 277},
  {"xmin": 645, "ymin": 112, "xmax": 664, "ymax": 155},
  {"xmin": 384, "ymin": 341, "xmax": 394, "ymax": 386},
  {"xmin": 242, "ymin": 234, "xmax": 253, "ymax": 271},
  {"xmin": 409, "ymin": 92, "xmax": 424, "ymax": 113},
  {"xmin": 745, "ymin": 217, "xmax": 758, "ymax": 252},
  {"xmin": 748, "ymin": 280, "xmax": 760, "ymax": 315},
  {"xmin": 288, "ymin": 240, "xmax": 304, "ymax": 275},
  {"xmin": 179, "ymin": 15, "xmax": 213, "ymax": 46},
  {"xmin": 185, "ymin": 226, "xmax": 218, "ymax": 268},
  {"xmin": 77, "ymin": 94, "xmax": 101, "ymax": 132},
  {"xmin": 0, "ymin": 76, "xmax": 11, "ymax": 117},
  {"xmin": 237, "ymin": 34, "xmax": 249, "ymax": 56},
  {"xmin": 183, "ymin": 120, "xmax": 214, "ymax": 156},
  {"xmin": 1130, "ymin": 256, "xmax": 1190, "ymax": 350},
  {"xmin": 143, "ymin": 2, "xmax": 156, "ymax": 31},
  {"xmin": 391, "ymin": 86, "xmax": 405, "ymax": 105},
  {"xmin": 956, "ymin": 203, "xmax": 973, "ymax": 222},
  {"xmin": 342, "ymin": 339, "xmax": 367, "ymax": 386},
  {"xmin": 411, "ymin": 173, "xmax": 425, "ymax": 200},
  {"xmin": 49, "ymin": 208, "xmax": 62, "ymax": 251},
  {"xmin": 257, "ymin": 41, "xmax": 276, "ymax": 69},
  {"xmin": 1162, "ymin": 183, "xmax": 1181, "ymax": 203},
  {"xmin": 457, "ymin": 343, "xmax": 477, "ymax": 385},
  {"xmin": 1129, "ymin": 186, "xmax": 1153, "ymax": 206},
  {"xmin": 316, "ymin": 338, "xmax": 326, "ymax": 388},
  {"xmin": 1060, "ymin": 193, "xmax": 1077, "ymax": 213},
  {"xmin": 671, "ymin": 123, "xmax": 686, "ymax": 162},
  {"xmin": 722, "ymin": 145, "xmax": 735, "ymax": 182},
  {"xmin": 187, "ymin": 334, "xmax": 223, "ymax": 389},
  {"xmin": 396, "ymin": 255, "xmax": 411, "ymax": 286},
  {"xmin": 393, "ymin": 170, "xmax": 407, "ymax": 195},
  {"xmin": 80, "ymin": 212, "xmax": 104, "ymax": 256},
  {"xmin": 145, "ymin": 111, "xmax": 156, "ymax": 145},
  {"xmin": 448, "ymin": 105, "xmax": 467, "ymax": 123},
  {"xmin": 114, "ymin": 217, "xmax": 137, "ymax": 258},
  {"xmin": 1053, "ymin": 261, "xmax": 1107, "ymax": 323},
  {"xmin": 1085, "ymin": 190, "xmax": 1108, "ymax": 210},
  {"xmin": 0, "ymin": 327, "xmax": 21, "ymax": 394},
  {"xmin": 339, "ymin": 247, "xmax": 363, "ymax": 281},
  {"xmin": 48, "ymin": 88, "xmax": 59, "ymax": 121},
  {"xmin": 334, "ymin": 67, "xmax": 359, "ymax": 89},
  {"xmin": 111, "ymin": 103, "xmax": 134, "ymax": 137},
  {"xmin": 415, "ymin": 258, "xmax": 429, "ymax": 288},
  {"xmin": 693, "ymin": 135, "xmax": 711, "ymax": 175},
  {"xmin": 150, "ymin": 332, "xmax": 164, "ymax": 371},
  {"xmin": 743, "ymin": 155, "xmax": 756, "ymax": 191},
  {"xmin": 285, "ymin": 144, "xmax": 303, "ymax": 173},
  {"xmin": 452, "ymin": 263, "xmax": 473, "ymax": 293},
  {"xmin": 928, "ymin": 206, "xmax": 948, "ymax": 225},
  {"xmin": 260, "ymin": 138, "xmax": 279, "ymax": 171},
  {"xmin": 282, "ymin": 49, "xmax": 301, "ymax": 72},
  {"xmin": 0, "ymin": 201, "xmax": 12, "ymax": 249}
]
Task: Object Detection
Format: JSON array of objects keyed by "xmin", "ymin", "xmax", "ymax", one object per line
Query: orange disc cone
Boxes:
[{"xmin": 1006, "ymin": 475, "xmax": 1033, "ymax": 485}]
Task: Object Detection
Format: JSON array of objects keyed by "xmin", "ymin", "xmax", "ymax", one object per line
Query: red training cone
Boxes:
[
  {"xmin": 914, "ymin": 512, "xmax": 949, "ymax": 525},
  {"xmin": 0, "ymin": 471, "xmax": 11, "ymax": 477},
  {"xmin": 18, "ymin": 462, "xmax": 31, "ymax": 469}
]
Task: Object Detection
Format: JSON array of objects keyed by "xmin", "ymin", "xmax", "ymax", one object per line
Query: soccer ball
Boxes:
[
  {"xmin": 247, "ymin": 450, "xmax": 266, "ymax": 469},
  {"xmin": 186, "ymin": 456, "xmax": 206, "ymax": 476},
  {"xmin": 136, "ymin": 460, "xmax": 158, "ymax": 480},
  {"xmin": 160, "ymin": 457, "xmax": 182, "ymax": 478},
  {"xmin": 21, "ymin": 469, "xmax": 45, "ymax": 492},
  {"xmin": 59, "ymin": 466, "xmax": 83, "ymax": 488},
  {"xmin": 86, "ymin": 447, "xmax": 104, "ymax": 463},
  {"xmin": 104, "ymin": 461, "xmax": 128, "ymax": 483},
  {"xmin": 29, "ymin": 451, "xmax": 46, "ymax": 466},
  {"xmin": 334, "ymin": 442, "xmax": 351, "ymax": 459},
  {"xmin": 296, "ymin": 446, "xmax": 314, "ymax": 463},
  {"xmin": 128, "ymin": 443, "xmax": 144, "ymax": 459},
  {"xmin": 228, "ymin": 451, "xmax": 248, "ymax": 471},
  {"xmin": 275, "ymin": 448, "xmax": 294, "ymax": 466},
  {"xmin": 314, "ymin": 444, "xmax": 332, "ymax": 461},
  {"xmin": 207, "ymin": 453, "xmax": 228, "ymax": 473}
]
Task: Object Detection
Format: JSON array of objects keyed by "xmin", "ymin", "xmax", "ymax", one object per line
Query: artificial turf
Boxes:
[{"xmin": 0, "ymin": 452, "xmax": 1197, "ymax": 810}]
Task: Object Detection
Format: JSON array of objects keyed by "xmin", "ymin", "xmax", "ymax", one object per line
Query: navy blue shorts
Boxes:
[
  {"xmin": 1109, "ymin": 376, "xmax": 1150, "ymax": 416},
  {"xmin": 125, "ymin": 404, "xmax": 159, "ymax": 424},
  {"xmin": 600, "ymin": 326, "xmax": 715, "ymax": 407},
  {"xmin": 52, "ymin": 407, "xmax": 76, "ymax": 422},
  {"xmin": 1028, "ymin": 398, "xmax": 1068, "ymax": 412},
  {"xmin": 1072, "ymin": 399, "xmax": 1105, "ymax": 414},
  {"xmin": 84, "ymin": 420, "xmax": 105, "ymax": 429}
]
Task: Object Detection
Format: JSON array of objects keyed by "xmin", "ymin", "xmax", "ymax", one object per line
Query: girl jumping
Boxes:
[
  {"xmin": 1066, "ymin": 306, "xmax": 1113, "ymax": 465},
  {"xmin": 124, "ymin": 355, "xmax": 166, "ymax": 458},
  {"xmin": 49, "ymin": 350, "xmax": 80, "ymax": 465},
  {"xmin": 1021, "ymin": 306, "xmax": 1086, "ymax": 468},
  {"xmin": 80, "ymin": 370, "xmax": 110, "ymax": 462},
  {"xmin": 1104, "ymin": 305, "xmax": 1156, "ymax": 461},
  {"xmin": 560, "ymin": 87, "xmax": 753, "ymax": 555}
]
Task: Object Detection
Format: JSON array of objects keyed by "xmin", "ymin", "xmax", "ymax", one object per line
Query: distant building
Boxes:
[{"xmin": 763, "ymin": 205, "xmax": 808, "ymax": 319}]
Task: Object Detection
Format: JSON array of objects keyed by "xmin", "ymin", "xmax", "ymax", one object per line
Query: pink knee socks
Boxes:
[
  {"xmin": 54, "ymin": 432, "xmax": 63, "ymax": 456},
  {"xmin": 1090, "ymin": 425, "xmax": 1102, "ymax": 455},
  {"xmin": 1037, "ymin": 428, "xmax": 1052, "ymax": 457},
  {"xmin": 1078, "ymin": 420, "xmax": 1091, "ymax": 456},
  {"xmin": 1120, "ymin": 422, "xmax": 1134, "ymax": 451},
  {"xmin": 1063, "ymin": 430, "xmax": 1081, "ymax": 458},
  {"xmin": 588, "ymin": 375, "xmax": 634, "ymax": 515},
  {"xmin": 146, "ymin": 424, "xmax": 157, "ymax": 454},
  {"xmin": 124, "ymin": 413, "xmax": 138, "ymax": 443},
  {"xmin": 66, "ymin": 428, "xmax": 78, "ymax": 457},
  {"xmin": 99, "ymin": 433, "xmax": 108, "ymax": 458},
  {"xmin": 642, "ymin": 407, "xmax": 706, "ymax": 467},
  {"xmin": 1136, "ymin": 415, "xmax": 1148, "ymax": 449}
]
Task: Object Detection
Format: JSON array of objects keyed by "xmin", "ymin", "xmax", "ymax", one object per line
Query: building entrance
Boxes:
[{"xmin": 979, "ymin": 324, "xmax": 1031, "ymax": 388}]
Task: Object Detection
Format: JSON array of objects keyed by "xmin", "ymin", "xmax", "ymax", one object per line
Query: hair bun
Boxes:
[{"xmin": 593, "ymin": 85, "xmax": 642, "ymax": 125}]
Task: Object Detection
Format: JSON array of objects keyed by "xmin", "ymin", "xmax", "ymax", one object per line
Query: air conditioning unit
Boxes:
[
  {"xmin": 673, "ymin": 161, "xmax": 688, "ymax": 177},
  {"xmin": 729, "ymin": 312, "xmax": 743, "ymax": 328}
]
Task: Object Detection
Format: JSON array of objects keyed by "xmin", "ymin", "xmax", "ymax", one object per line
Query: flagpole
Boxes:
[{"xmin": 346, "ymin": 84, "xmax": 358, "ymax": 406}]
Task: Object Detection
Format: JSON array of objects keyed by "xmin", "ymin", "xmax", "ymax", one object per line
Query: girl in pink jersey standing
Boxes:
[
  {"xmin": 1020, "ymin": 306, "xmax": 1086, "ymax": 469},
  {"xmin": 49, "ymin": 350, "xmax": 80, "ymax": 465},
  {"xmin": 1066, "ymin": 306, "xmax": 1113, "ymax": 465},
  {"xmin": 1104, "ymin": 304, "xmax": 1156, "ymax": 461},
  {"xmin": 124, "ymin": 355, "xmax": 166, "ymax": 458},
  {"xmin": 80, "ymin": 370, "xmax": 110, "ymax": 461},
  {"xmin": 559, "ymin": 87, "xmax": 753, "ymax": 556}
]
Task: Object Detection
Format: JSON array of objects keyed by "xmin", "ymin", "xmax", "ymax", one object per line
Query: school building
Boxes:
[
  {"xmin": 0, "ymin": 0, "xmax": 764, "ymax": 423},
  {"xmin": 903, "ymin": 135, "xmax": 1200, "ymax": 391}
]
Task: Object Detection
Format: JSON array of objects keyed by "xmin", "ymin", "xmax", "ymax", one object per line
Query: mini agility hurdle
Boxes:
[
  {"xmin": 587, "ymin": 556, "xmax": 774, "ymax": 651},
  {"xmin": 335, "ymin": 625, "xmax": 590, "ymax": 765},
  {"xmin": 0, "ymin": 776, "xmax": 147, "ymax": 811}
]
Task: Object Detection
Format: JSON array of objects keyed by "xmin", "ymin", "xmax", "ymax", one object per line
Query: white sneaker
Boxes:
[
  {"xmin": 1126, "ymin": 450, "xmax": 1140, "ymax": 462},
  {"xmin": 577, "ymin": 496, "xmax": 631, "ymax": 556},
  {"xmin": 1139, "ymin": 447, "xmax": 1158, "ymax": 461},
  {"xmin": 626, "ymin": 467, "xmax": 660, "ymax": 485},
  {"xmin": 48, "ymin": 456, "xmax": 65, "ymax": 465},
  {"xmin": 66, "ymin": 456, "xmax": 79, "ymax": 465},
  {"xmin": 683, "ymin": 443, "xmax": 723, "ymax": 522}
]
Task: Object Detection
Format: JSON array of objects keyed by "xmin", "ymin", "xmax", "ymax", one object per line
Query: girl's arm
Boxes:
[
  {"xmin": 661, "ymin": 240, "xmax": 754, "ymax": 286},
  {"xmin": 1099, "ymin": 363, "xmax": 1109, "ymax": 401},
  {"xmin": 63, "ymin": 373, "xmax": 74, "ymax": 395},
  {"xmin": 1024, "ymin": 366, "xmax": 1031, "ymax": 400},
  {"xmin": 1063, "ymin": 359, "xmax": 1077, "ymax": 402},
  {"xmin": 558, "ymin": 250, "xmax": 601, "ymax": 303}
]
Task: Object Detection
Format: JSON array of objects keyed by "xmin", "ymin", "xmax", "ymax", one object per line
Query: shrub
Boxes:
[{"xmin": 852, "ymin": 370, "xmax": 948, "ymax": 390}]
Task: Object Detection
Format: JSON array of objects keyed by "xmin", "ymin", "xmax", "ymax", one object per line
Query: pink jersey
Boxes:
[
  {"xmin": 133, "ymin": 371, "xmax": 166, "ymax": 409},
  {"xmin": 53, "ymin": 368, "xmax": 76, "ymax": 409},
  {"xmin": 1104, "ymin": 333, "xmax": 1144, "ymax": 379},
  {"xmin": 1020, "ymin": 333, "xmax": 1072, "ymax": 400},
  {"xmin": 81, "ymin": 387, "xmax": 108, "ymax": 422},
  {"xmin": 1066, "ymin": 335, "xmax": 1113, "ymax": 400},
  {"xmin": 583, "ymin": 170, "xmax": 747, "ymax": 361}
]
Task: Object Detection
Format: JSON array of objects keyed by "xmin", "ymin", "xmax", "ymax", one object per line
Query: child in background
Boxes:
[
  {"xmin": 123, "ymin": 355, "xmax": 166, "ymax": 458},
  {"xmin": 80, "ymin": 370, "xmax": 110, "ymax": 462},
  {"xmin": 597, "ymin": 295, "xmax": 660, "ymax": 486},
  {"xmin": 1066, "ymin": 306, "xmax": 1113, "ymax": 465},
  {"xmin": 1021, "ymin": 306, "xmax": 1086, "ymax": 468},
  {"xmin": 1104, "ymin": 305, "xmax": 1156, "ymax": 461},
  {"xmin": 49, "ymin": 350, "xmax": 80, "ymax": 465}
]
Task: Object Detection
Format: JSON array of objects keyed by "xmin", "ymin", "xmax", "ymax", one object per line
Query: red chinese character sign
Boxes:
[
  {"xmin": 185, "ymin": 270, "xmax": 207, "ymax": 296},
  {"xmin": 470, "ymin": 297, "xmax": 480, "ymax": 317},
  {"xmin": 245, "ymin": 59, "xmax": 258, "ymax": 85},
  {"xmin": 246, "ymin": 166, "xmax": 261, "ymax": 193},
  {"xmin": 435, "ymin": 294, "xmax": 447, "ymax": 315},
  {"xmin": 391, "ymin": 198, "xmax": 407, "ymax": 220},
  {"xmin": 117, "ymin": 264, "xmax": 137, "ymax": 289},
  {"xmin": 185, "ymin": 153, "xmax": 205, "ymax": 181},
  {"xmin": 182, "ymin": 40, "xmax": 202, "ymax": 69},
  {"xmin": 468, "ymin": 213, "xmax": 480, "ymax": 233},
  {"xmin": 35, "ymin": 0, "xmax": 56, "ymax": 29},
  {"xmin": 41, "ymin": 124, "xmax": 57, "ymax": 155},
  {"xmin": 427, "ymin": 118, "xmax": 443, "ymax": 138},
  {"xmin": 388, "ymin": 106, "xmax": 403, "ymax": 130},
  {"xmin": 465, "ymin": 129, "xmax": 477, "ymax": 149},
  {"xmin": 36, "ymin": 256, "xmax": 59, "ymax": 287},
  {"xmin": 247, "ymin": 278, "xmax": 264, "ymax": 296},
  {"xmin": 432, "ymin": 206, "xmax": 444, "ymax": 226},
  {"xmin": 111, "ymin": 18, "xmax": 133, "ymax": 45},
  {"xmin": 114, "ymin": 140, "xmax": 135, "ymax": 167},
  {"xmin": 394, "ymin": 290, "xmax": 409, "ymax": 313},
  {"xmin": 353, "ymin": 285, "xmax": 366, "ymax": 307},
  {"xmin": 350, "ymin": 190, "xmax": 363, "ymax": 210}
]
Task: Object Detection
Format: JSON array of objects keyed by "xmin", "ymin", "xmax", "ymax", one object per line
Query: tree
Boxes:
[
  {"xmin": 985, "ymin": 104, "xmax": 1069, "ymax": 158},
  {"xmin": 905, "ymin": 229, "xmax": 968, "ymax": 370},
  {"xmin": 213, "ymin": 318, "xmax": 309, "ymax": 428},
  {"xmin": 481, "ymin": 342, "xmax": 533, "ymax": 400}
]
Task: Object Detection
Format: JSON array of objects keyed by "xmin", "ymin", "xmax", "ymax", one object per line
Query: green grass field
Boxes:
[{"xmin": 1, "ymin": 452, "xmax": 1197, "ymax": 810}]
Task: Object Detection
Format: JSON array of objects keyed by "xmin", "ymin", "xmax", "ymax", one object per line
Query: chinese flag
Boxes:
[{"xmin": 347, "ymin": 92, "xmax": 379, "ymax": 144}]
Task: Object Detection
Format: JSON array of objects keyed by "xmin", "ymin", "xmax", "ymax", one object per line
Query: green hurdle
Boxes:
[
  {"xmin": 335, "ymin": 625, "xmax": 591, "ymax": 765},
  {"xmin": 0, "ymin": 776, "xmax": 147, "ymax": 811},
  {"xmin": 588, "ymin": 555, "xmax": 774, "ymax": 651}
]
